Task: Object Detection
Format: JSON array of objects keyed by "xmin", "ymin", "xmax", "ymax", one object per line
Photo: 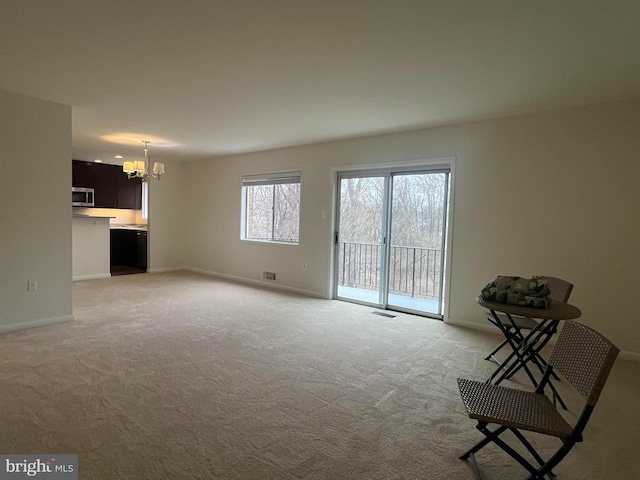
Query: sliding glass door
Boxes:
[
  {"xmin": 386, "ymin": 172, "xmax": 448, "ymax": 315},
  {"xmin": 336, "ymin": 175, "xmax": 387, "ymax": 306},
  {"xmin": 335, "ymin": 167, "xmax": 450, "ymax": 318}
]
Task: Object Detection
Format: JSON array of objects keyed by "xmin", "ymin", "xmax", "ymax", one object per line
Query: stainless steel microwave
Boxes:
[{"xmin": 72, "ymin": 187, "xmax": 95, "ymax": 207}]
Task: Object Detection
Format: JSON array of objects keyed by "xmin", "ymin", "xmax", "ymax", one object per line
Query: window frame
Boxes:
[
  {"xmin": 240, "ymin": 171, "xmax": 302, "ymax": 245},
  {"xmin": 141, "ymin": 181, "xmax": 149, "ymax": 220}
]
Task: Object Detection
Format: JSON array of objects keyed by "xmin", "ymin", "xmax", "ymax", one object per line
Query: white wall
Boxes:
[
  {"xmin": 173, "ymin": 100, "xmax": 640, "ymax": 356},
  {"xmin": 0, "ymin": 90, "xmax": 73, "ymax": 331},
  {"xmin": 148, "ymin": 158, "xmax": 186, "ymax": 272},
  {"xmin": 72, "ymin": 217, "xmax": 111, "ymax": 280}
]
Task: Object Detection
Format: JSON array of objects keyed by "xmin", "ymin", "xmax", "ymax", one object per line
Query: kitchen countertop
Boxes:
[
  {"xmin": 110, "ymin": 224, "xmax": 148, "ymax": 231},
  {"xmin": 73, "ymin": 214, "xmax": 114, "ymax": 219},
  {"xmin": 72, "ymin": 216, "xmax": 147, "ymax": 231}
]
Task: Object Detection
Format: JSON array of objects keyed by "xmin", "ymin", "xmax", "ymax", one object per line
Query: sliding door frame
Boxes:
[{"xmin": 331, "ymin": 157, "xmax": 455, "ymax": 320}]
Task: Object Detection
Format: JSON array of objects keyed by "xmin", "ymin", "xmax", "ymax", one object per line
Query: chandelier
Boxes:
[{"xmin": 122, "ymin": 141, "xmax": 165, "ymax": 181}]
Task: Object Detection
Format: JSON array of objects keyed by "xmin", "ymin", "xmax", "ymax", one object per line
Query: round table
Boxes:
[
  {"xmin": 476, "ymin": 296, "xmax": 581, "ymax": 321},
  {"xmin": 477, "ymin": 296, "xmax": 582, "ymax": 408}
]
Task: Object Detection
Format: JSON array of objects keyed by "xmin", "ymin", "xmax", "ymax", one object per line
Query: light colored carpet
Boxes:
[{"xmin": 1, "ymin": 271, "xmax": 638, "ymax": 479}]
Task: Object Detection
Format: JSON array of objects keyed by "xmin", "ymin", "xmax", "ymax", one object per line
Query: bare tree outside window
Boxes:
[{"xmin": 242, "ymin": 173, "xmax": 300, "ymax": 244}]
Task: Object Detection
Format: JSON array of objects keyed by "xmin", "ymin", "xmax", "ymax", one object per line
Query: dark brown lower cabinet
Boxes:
[{"xmin": 110, "ymin": 229, "xmax": 147, "ymax": 275}]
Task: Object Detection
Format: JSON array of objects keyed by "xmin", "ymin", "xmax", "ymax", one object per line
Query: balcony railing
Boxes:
[{"xmin": 338, "ymin": 241, "xmax": 442, "ymax": 300}]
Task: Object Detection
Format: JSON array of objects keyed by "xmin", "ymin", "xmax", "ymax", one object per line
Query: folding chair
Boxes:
[
  {"xmin": 484, "ymin": 277, "xmax": 573, "ymax": 379},
  {"xmin": 458, "ymin": 320, "xmax": 619, "ymax": 479}
]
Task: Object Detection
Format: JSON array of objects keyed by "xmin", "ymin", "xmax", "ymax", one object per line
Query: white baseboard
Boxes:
[
  {"xmin": 185, "ymin": 267, "xmax": 326, "ymax": 299},
  {"xmin": 73, "ymin": 273, "xmax": 111, "ymax": 281},
  {"xmin": 445, "ymin": 317, "xmax": 640, "ymax": 362},
  {"xmin": 148, "ymin": 267, "xmax": 184, "ymax": 273},
  {"xmin": 445, "ymin": 317, "xmax": 502, "ymax": 335},
  {"xmin": 619, "ymin": 350, "xmax": 640, "ymax": 362},
  {"xmin": 0, "ymin": 315, "xmax": 74, "ymax": 334}
]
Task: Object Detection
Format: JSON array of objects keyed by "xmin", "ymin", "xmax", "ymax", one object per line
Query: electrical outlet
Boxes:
[
  {"xmin": 27, "ymin": 280, "xmax": 37, "ymax": 292},
  {"xmin": 263, "ymin": 271, "xmax": 276, "ymax": 281},
  {"xmin": 302, "ymin": 263, "xmax": 307, "ymax": 270}
]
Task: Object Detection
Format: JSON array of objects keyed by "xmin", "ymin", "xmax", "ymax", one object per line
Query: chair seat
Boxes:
[
  {"xmin": 486, "ymin": 312, "xmax": 539, "ymax": 330},
  {"xmin": 459, "ymin": 321, "xmax": 619, "ymax": 479},
  {"xmin": 457, "ymin": 378, "xmax": 573, "ymax": 438}
]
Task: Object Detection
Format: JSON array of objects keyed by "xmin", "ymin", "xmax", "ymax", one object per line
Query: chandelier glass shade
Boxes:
[{"xmin": 122, "ymin": 141, "xmax": 165, "ymax": 181}]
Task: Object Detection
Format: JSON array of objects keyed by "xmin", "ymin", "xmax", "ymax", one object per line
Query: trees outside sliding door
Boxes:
[
  {"xmin": 336, "ymin": 175, "xmax": 386, "ymax": 306},
  {"xmin": 335, "ymin": 166, "xmax": 450, "ymax": 318}
]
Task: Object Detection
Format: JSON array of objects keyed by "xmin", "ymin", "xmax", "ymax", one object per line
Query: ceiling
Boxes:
[{"xmin": 1, "ymin": 1, "xmax": 639, "ymax": 164}]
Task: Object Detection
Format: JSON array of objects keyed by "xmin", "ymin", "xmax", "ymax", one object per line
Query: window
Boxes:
[
  {"xmin": 241, "ymin": 172, "xmax": 301, "ymax": 244},
  {"xmin": 141, "ymin": 181, "xmax": 149, "ymax": 220}
]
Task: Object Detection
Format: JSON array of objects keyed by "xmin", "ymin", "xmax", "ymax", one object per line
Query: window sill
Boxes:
[{"xmin": 240, "ymin": 238, "xmax": 299, "ymax": 246}]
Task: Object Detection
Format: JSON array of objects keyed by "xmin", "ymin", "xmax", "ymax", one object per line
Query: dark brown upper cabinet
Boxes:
[{"xmin": 72, "ymin": 160, "xmax": 142, "ymax": 209}]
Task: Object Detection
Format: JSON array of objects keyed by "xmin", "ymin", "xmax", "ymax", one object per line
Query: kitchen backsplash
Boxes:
[{"xmin": 73, "ymin": 207, "xmax": 146, "ymax": 225}]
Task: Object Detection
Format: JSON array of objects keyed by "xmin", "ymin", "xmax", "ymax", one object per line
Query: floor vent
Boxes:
[{"xmin": 372, "ymin": 311, "xmax": 396, "ymax": 318}]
